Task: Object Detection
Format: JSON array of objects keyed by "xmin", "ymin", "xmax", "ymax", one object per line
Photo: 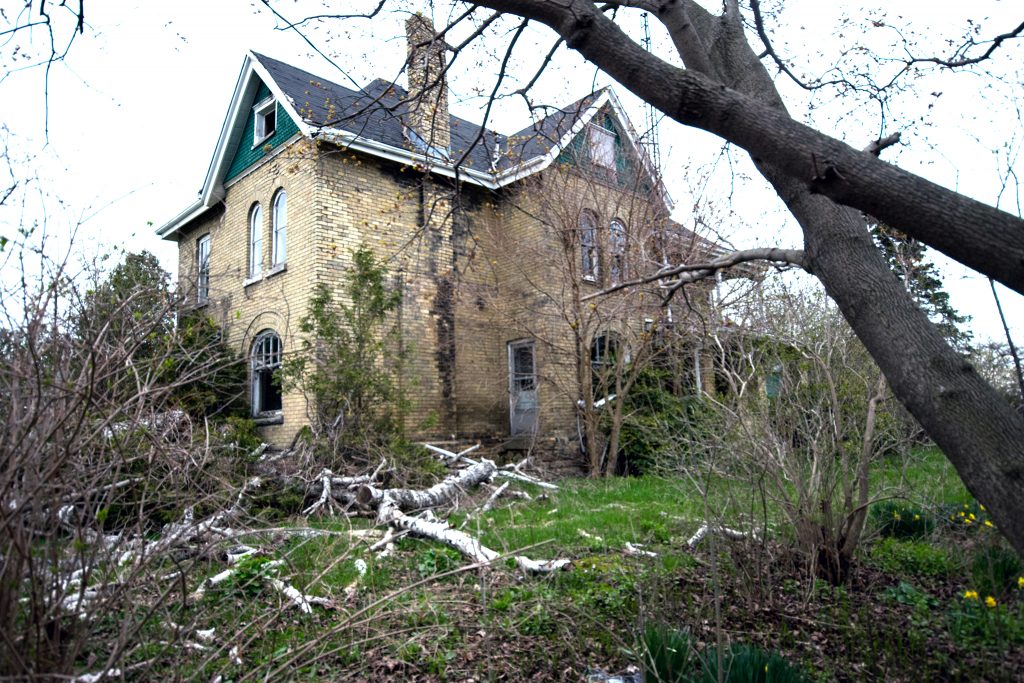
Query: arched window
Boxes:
[
  {"xmin": 609, "ymin": 219, "xmax": 626, "ymax": 284},
  {"xmin": 251, "ymin": 330, "xmax": 283, "ymax": 415},
  {"xmin": 249, "ymin": 203, "xmax": 263, "ymax": 278},
  {"xmin": 580, "ymin": 210, "xmax": 599, "ymax": 281},
  {"xmin": 272, "ymin": 190, "xmax": 287, "ymax": 266}
]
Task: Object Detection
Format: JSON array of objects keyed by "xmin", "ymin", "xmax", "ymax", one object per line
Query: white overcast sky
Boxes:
[{"xmin": 1, "ymin": 0, "xmax": 1021, "ymax": 343}]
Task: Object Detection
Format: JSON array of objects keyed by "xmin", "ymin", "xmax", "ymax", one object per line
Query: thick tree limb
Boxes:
[{"xmin": 473, "ymin": 0, "xmax": 1024, "ymax": 294}]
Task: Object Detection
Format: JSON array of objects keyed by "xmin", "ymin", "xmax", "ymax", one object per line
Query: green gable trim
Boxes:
[{"xmin": 224, "ymin": 81, "xmax": 301, "ymax": 182}]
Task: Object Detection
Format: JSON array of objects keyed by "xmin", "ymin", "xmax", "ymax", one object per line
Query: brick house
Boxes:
[{"xmin": 157, "ymin": 17, "xmax": 717, "ymax": 464}]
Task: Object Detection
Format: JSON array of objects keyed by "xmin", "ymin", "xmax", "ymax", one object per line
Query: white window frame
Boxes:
[
  {"xmin": 249, "ymin": 203, "xmax": 263, "ymax": 278},
  {"xmin": 588, "ymin": 124, "xmax": 615, "ymax": 170},
  {"xmin": 196, "ymin": 234, "xmax": 211, "ymax": 303},
  {"xmin": 254, "ymin": 97, "xmax": 277, "ymax": 146},
  {"xmin": 271, "ymin": 190, "xmax": 287, "ymax": 266}
]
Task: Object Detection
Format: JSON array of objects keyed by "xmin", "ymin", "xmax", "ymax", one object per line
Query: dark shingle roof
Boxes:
[{"xmin": 252, "ymin": 52, "xmax": 601, "ymax": 173}]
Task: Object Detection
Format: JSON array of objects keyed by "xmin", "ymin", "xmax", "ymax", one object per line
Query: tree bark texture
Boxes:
[{"xmin": 468, "ymin": 0, "xmax": 1024, "ymax": 555}]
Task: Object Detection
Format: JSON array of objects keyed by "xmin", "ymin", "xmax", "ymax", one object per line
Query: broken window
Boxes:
[
  {"xmin": 251, "ymin": 330, "xmax": 283, "ymax": 416},
  {"xmin": 254, "ymin": 97, "xmax": 277, "ymax": 144}
]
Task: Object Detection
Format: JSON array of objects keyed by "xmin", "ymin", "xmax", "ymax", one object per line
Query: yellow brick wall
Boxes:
[
  {"xmin": 172, "ymin": 138, "xmax": 688, "ymax": 453},
  {"xmin": 176, "ymin": 138, "xmax": 318, "ymax": 445}
]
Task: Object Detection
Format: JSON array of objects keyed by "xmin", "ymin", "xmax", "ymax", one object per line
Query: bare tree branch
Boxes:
[{"xmin": 582, "ymin": 247, "xmax": 805, "ymax": 301}]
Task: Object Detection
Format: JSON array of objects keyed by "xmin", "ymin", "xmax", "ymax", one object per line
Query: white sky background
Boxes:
[{"xmin": 0, "ymin": 0, "xmax": 1020, "ymax": 344}]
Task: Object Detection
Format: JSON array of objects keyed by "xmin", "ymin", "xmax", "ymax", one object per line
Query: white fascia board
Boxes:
[
  {"xmin": 492, "ymin": 90, "xmax": 609, "ymax": 188},
  {"xmin": 156, "ymin": 198, "xmax": 206, "ymax": 238},
  {"xmin": 198, "ymin": 54, "xmax": 261, "ymax": 208}
]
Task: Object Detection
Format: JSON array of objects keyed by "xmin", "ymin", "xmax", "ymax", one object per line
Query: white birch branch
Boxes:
[{"xmin": 377, "ymin": 497, "xmax": 569, "ymax": 573}]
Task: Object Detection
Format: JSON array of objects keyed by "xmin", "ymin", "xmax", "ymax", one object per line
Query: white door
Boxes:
[{"xmin": 508, "ymin": 340, "xmax": 538, "ymax": 436}]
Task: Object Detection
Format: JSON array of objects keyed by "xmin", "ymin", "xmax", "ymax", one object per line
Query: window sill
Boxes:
[
  {"xmin": 266, "ymin": 262, "xmax": 287, "ymax": 278},
  {"xmin": 194, "ymin": 299, "xmax": 210, "ymax": 309},
  {"xmin": 582, "ymin": 276, "xmax": 600, "ymax": 286},
  {"xmin": 243, "ymin": 273, "xmax": 263, "ymax": 287},
  {"xmin": 252, "ymin": 133, "xmax": 275, "ymax": 149},
  {"xmin": 253, "ymin": 413, "xmax": 284, "ymax": 426}
]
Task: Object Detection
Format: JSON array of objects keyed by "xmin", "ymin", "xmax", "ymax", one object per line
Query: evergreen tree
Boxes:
[{"xmin": 871, "ymin": 223, "xmax": 972, "ymax": 351}]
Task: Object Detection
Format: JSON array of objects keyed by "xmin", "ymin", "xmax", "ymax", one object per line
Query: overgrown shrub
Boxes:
[
  {"xmin": 281, "ymin": 246, "xmax": 407, "ymax": 459},
  {"xmin": 616, "ymin": 368, "xmax": 717, "ymax": 476}
]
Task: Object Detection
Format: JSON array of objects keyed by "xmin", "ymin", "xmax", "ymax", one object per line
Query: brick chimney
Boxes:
[{"xmin": 405, "ymin": 13, "xmax": 450, "ymax": 154}]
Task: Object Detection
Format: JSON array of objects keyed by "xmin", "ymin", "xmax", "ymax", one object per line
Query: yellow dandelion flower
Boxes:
[
  {"xmin": 964, "ymin": 518, "xmax": 972, "ymax": 525},
  {"xmin": 984, "ymin": 520, "xmax": 994, "ymax": 528},
  {"xmin": 964, "ymin": 590, "xmax": 979, "ymax": 600},
  {"xmin": 969, "ymin": 513, "xmax": 976, "ymax": 521},
  {"xmin": 893, "ymin": 512, "xmax": 902, "ymax": 521},
  {"xmin": 980, "ymin": 504, "xmax": 986, "ymax": 511},
  {"xmin": 914, "ymin": 514, "xmax": 921, "ymax": 521},
  {"xmin": 964, "ymin": 503, "xmax": 970, "ymax": 509},
  {"xmin": 985, "ymin": 596, "xmax": 997, "ymax": 608},
  {"xmin": 1018, "ymin": 576, "xmax": 1024, "ymax": 589}
]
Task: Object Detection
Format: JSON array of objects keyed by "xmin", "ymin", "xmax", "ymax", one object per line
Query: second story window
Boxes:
[
  {"xmin": 249, "ymin": 203, "xmax": 263, "ymax": 278},
  {"xmin": 588, "ymin": 124, "xmax": 615, "ymax": 170},
  {"xmin": 609, "ymin": 219, "xmax": 626, "ymax": 284},
  {"xmin": 580, "ymin": 211, "xmax": 599, "ymax": 282},
  {"xmin": 254, "ymin": 98, "xmax": 277, "ymax": 145},
  {"xmin": 272, "ymin": 190, "xmax": 287, "ymax": 266},
  {"xmin": 196, "ymin": 234, "xmax": 211, "ymax": 303}
]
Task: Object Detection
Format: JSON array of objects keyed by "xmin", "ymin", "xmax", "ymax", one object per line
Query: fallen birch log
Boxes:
[
  {"xmin": 377, "ymin": 498, "xmax": 569, "ymax": 573},
  {"xmin": 356, "ymin": 459, "xmax": 497, "ymax": 511},
  {"xmin": 422, "ymin": 444, "xmax": 559, "ymax": 490},
  {"xmin": 686, "ymin": 523, "xmax": 758, "ymax": 549}
]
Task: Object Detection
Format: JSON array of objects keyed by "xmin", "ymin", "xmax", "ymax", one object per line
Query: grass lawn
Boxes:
[{"xmin": 96, "ymin": 446, "xmax": 1021, "ymax": 681}]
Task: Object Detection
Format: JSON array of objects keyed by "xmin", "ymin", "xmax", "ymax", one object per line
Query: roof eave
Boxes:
[{"xmin": 156, "ymin": 198, "xmax": 207, "ymax": 239}]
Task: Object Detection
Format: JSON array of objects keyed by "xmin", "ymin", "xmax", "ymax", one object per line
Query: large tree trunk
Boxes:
[{"xmin": 474, "ymin": 0, "xmax": 1024, "ymax": 555}]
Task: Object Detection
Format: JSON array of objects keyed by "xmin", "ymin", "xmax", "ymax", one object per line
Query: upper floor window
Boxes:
[
  {"xmin": 272, "ymin": 190, "xmax": 287, "ymax": 266},
  {"xmin": 588, "ymin": 124, "xmax": 615, "ymax": 170},
  {"xmin": 254, "ymin": 98, "xmax": 277, "ymax": 145},
  {"xmin": 249, "ymin": 203, "xmax": 263, "ymax": 278},
  {"xmin": 251, "ymin": 330, "xmax": 283, "ymax": 415},
  {"xmin": 196, "ymin": 234, "xmax": 211, "ymax": 303},
  {"xmin": 609, "ymin": 219, "xmax": 627, "ymax": 284},
  {"xmin": 580, "ymin": 211, "xmax": 599, "ymax": 281}
]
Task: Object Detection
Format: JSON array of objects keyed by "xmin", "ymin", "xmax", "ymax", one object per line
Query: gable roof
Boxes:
[{"xmin": 158, "ymin": 51, "xmax": 667, "ymax": 238}]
